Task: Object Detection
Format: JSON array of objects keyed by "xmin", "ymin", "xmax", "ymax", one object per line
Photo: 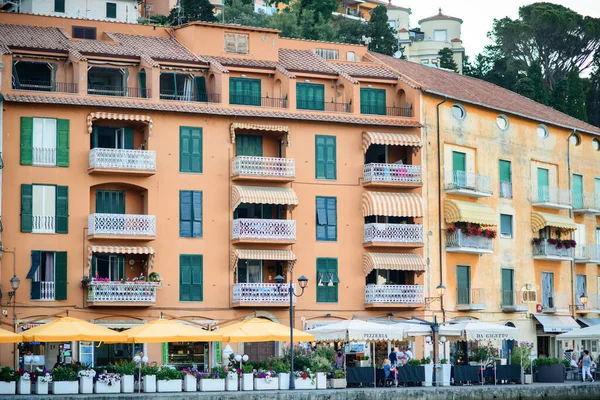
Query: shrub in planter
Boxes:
[
  {"xmin": 198, "ymin": 367, "xmax": 225, "ymax": 392},
  {"xmin": 95, "ymin": 372, "xmax": 121, "ymax": 394},
  {"xmin": 272, "ymin": 358, "xmax": 290, "ymax": 390},
  {"xmin": 511, "ymin": 341, "xmax": 533, "ymax": 383},
  {"xmin": 156, "ymin": 367, "xmax": 182, "ymax": 392},
  {"xmin": 329, "ymin": 369, "xmax": 347, "ymax": 389},
  {"xmin": 16, "ymin": 369, "xmax": 31, "ymax": 394},
  {"xmin": 436, "ymin": 359, "xmax": 451, "ymax": 387},
  {"xmin": 407, "ymin": 359, "xmax": 421, "ymax": 367},
  {"xmin": 181, "ymin": 367, "xmax": 199, "ymax": 392},
  {"xmin": 293, "ymin": 369, "xmax": 316, "ymax": 390},
  {"xmin": 51, "ymin": 366, "xmax": 78, "ymax": 394},
  {"xmin": 241, "ymin": 363, "xmax": 254, "ymax": 391},
  {"xmin": 310, "ymin": 355, "xmax": 331, "ymax": 389},
  {"xmin": 533, "ymin": 357, "xmax": 565, "ymax": 383},
  {"xmin": 141, "ymin": 365, "xmax": 159, "ymax": 393},
  {"xmin": 77, "ymin": 368, "xmax": 96, "ymax": 394},
  {"xmin": 32, "ymin": 367, "xmax": 52, "ymax": 394},
  {"xmin": 254, "ymin": 369, "xmax": 278, "ymax": 390},
  {"xmin": 114, "ymin": 360, "xmax": 137, "ymax": 393},
  {"xmin": 224, "ymin": 366, "xmax": 239, "ymax": 391},
  {"xmin": 421, "ymin": 358, "xmax": 433, "ymax": 387},
  {"xmin": 0, "ymin": 367, "xmax": 18, "ymax": 395}
]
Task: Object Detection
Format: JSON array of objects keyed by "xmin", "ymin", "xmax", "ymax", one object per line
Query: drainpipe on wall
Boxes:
[
  {"xmin": 568, "ymin": 130, "xmax": 576, "ymax": 318},
  {"xmin": 436, "ymin": 96, "xmax": 447, "ymax": 322}
]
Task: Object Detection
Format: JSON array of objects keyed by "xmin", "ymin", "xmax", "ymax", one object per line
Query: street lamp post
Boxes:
[{"xmin": 274, "ymin": 274, "xmax": 308, "ymax": 390}]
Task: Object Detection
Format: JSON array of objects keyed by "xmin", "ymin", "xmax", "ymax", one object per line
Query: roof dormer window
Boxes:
[{"xmin": 225, "ymin": 33, "xmax": 249, "ymax": 55}]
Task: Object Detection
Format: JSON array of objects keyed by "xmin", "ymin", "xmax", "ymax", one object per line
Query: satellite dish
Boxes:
[{"xmin": 393, "ymin": 51, "xmax": 403, "ymax": 59}]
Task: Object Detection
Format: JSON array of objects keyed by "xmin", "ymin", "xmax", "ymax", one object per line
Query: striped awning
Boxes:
[
  {"xmin": 230, "ymin": 123, "xmax": 290, "ymax": 146},
  {"xmin": 531, "ymin": 212, "xmax": 577, "ymax": 232},
  {"xmin": 230, "ymin": 249, "xmax": 296, "ymax": 271},
  {"xmin": 87, "ymin": 112, "xmax": 153, "ymax": 136},
  {"xmin": 232, "ymin": 185, "xmax": 298, "ymax": 210},
  {"xmin": 362, "ymin": 132, "xmax": 421, "ymax": 153},
  {"xmin": 363, "ymin": 252, "xmax": 426, "ymax": 276},
  {"xmin": 362, "ymin": 192, "xmax": 423, "ymax": 217},
  {"xmin": 87, "ymin": 246, "xmax": 156, "ymax": 270},
  {"xmin": 444, "ymin": 199, "xmax": 497, "ymax": 226}
]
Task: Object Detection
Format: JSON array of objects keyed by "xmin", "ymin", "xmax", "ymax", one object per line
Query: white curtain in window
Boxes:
[
  {"xmin": 542, "ymin": 272, "xmax": 553, "ymax": 307},
  {"xmin": 247, "ymin": 260, "xmax": 262, "ymax": 283},
  {"xmin": 182, "ymin": 77, "xmax": 193, "ymax": 102},
  {"xmin": 44, "ymin": 253, "xmax": 55, "ymax": 282},
  {"xmin": 576, "ymin": 275, "xmax": 587, "ymax": 305}
]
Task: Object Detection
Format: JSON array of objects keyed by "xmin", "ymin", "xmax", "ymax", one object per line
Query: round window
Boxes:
[
  {"xmin": 593, "ymin": 138, "xmax": 600, "ymax": 151},
  {"xmin": 451, "ymin": 104, "xmax": 466, "ymax": 120},
  {"xmin": 569, "ymin": 134, "xmax": 581, "ymax": 146},
  {"xmin": 496, "ymin": 115, "xmax": 509, "ymax": 131},
  {"xmin": 536, "ymin": 124, "xmax": 549, "ymax": 139}
]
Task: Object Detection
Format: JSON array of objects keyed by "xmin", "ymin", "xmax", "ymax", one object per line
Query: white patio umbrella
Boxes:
[
  {"xmin": 439, "ymin": 320, "xmax": 520, "ymax": 342},
  {"xmin": 557, "ymin": 324, "xmax": 600, "ymax": 340}
]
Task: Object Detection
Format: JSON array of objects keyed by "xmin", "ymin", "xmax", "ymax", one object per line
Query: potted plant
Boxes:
[
  {"xmin": 141, "ymin": 365, "xmax": 159, "ymax": 393},
  {"xmin": 293, "ymin": 369, "xmax": 316, "ymax": 390},
  {"xmin": 421, "ymin": 357, "xmax": 433, "ymax": 387},
  {"xmin": 511, "ymin": 342, "xmax": 533, "ymax": 384},
  {"xmin": 156, "ymin": 367, "xmax": 182, "ymax": 392},
  {"xmin": 241, "ymin": 363, "xmax": 254, "ymax": 391},
  {"xmin": 32, "ymin": 367, "xmax": 51, "ymax": 394},
  {"xmin": 0, "ymin": 367, "xmax": 17, "ymax": 394},
  {"xmin": 225, "ymin": 366, "xmax": 239, "ymax": 391},
  {"xmin": 95, "ymin": 372, "xmax": 121, "ymax": 394},
  {"xmin": 436, "ymin": 358, "xmax": 451, "ymax": 386},
  {"xmin": 181, "ymin": 368, "xmax": 198, "ymax": 392},
  {"xmin": 114, "ymin": 360, "xmax": 136, "ymax": 393},
  {"xmin": 16, "ymin": 369, "xmax": 31, "ymax": 394},
  {"xmin": 198, "ymin": 366, "xmax": 226, "ymax": 392},
  {"xmin": 253, "ymin": 369, "xmax": 278, "ymax": 390},
  {"xmin": 77, "ymin": 368, "xmax": 96, "ymax": 394},
  {"xmin": 272, "ymin": 358, "xmax": 290, "ymax": 390},
  {"xmin": 358, "ymin": 355, "xmax": 370, "ymax": 368},
  {"xmin": 329, "ymin": 369, "xmax": 347, "ymax": 389},
  {"xmin": 51, "ymin": 366, "xmax": 78, "ymax": 394},
  {"xmin": 533, "ymin": 357, "xmax": 565, "ymax": 383},
  {"xmin": 310, "ymin": 355, "xmax": 331, "ymax": 389}
]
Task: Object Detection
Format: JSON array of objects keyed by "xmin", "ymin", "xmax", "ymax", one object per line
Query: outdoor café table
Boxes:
[
  {"xmin": 485, "ymin": 365, "xmax": 521, "ymax": 383},
  {"xmin": 396, "ymin": 366, "xmax": 425, "ymax": 384},
  {"xmin": 346, "ymin": 367, "xmax": 375, "ymax": 387},
  {"xmin": 452, "ymin": 365, "xmax": 481, "ymax": 384}
]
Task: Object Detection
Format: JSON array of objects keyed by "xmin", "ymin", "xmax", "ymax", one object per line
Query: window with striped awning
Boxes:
[
  {"xmin": 231, "ymin": 186, "xmax": 298, "ymax": 210},
  {"xmin": 444, "ymin": 199, "xmax": 497, "ymax": 226},
  {"xmin": 87, "ymin": 245, "xmax": 155, "ymax": 270},
  {"xmin": 362, "ymin": 132, "xmax": 422, "ymax": 153},
  {"xmin": 363, "ymin": 252, "xmax": 426, "ymax": 276},
  {"xmin": 87, "ymin": 112, "xmax": 153, "ymax": 136},
  {"xmin": 531, "ymin": 211, "xmax": 577, "ymax": 232},
  {"xmin": 230, "ymin": 249, "xmax": 296, "ymax": 271},
  {"xmin": 362, "ymin": 192, "xmax": 423, "ymax": 217}
]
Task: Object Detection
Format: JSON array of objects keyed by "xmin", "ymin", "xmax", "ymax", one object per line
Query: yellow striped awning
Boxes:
[
  {"xmin": 363, "ymin": 252, "xmax": 426, "ymax": 276},
  {"xmin": 230, "ymin": 249, "xmax": 296, "ymax": 271},
  {"xmin": 531, "ymin": 212, "xmax": 577, "ymax": 232},
  {"xmin": 444, "ymin": 199, "xmax": 497, "ymax": 226},
  {"xmin": 87, "ymin": 112, "xmax": 153, "ymax": 136},
  {"xmin": 362, "ymin": 192, "xmax": 423, "ymax": 217},
  {"xmin": 87, "ymin": 246, "xmax": 156, "ymax": 270},
  {"xmin": 362, "ymin": 132, "xmax": 421, "ymax": 153},
  {"xmin": 232, "ymin": 186, "xmax": 298, "ymax": 210},
  {"xmin": 230, "ymin": 123, "xmax": 290, "ymax": 146}
]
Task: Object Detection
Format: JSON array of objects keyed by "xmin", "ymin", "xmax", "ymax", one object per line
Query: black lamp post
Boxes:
[{"xmin": 274, "ymin": 274, "xmax": 308, "ymax": 390}]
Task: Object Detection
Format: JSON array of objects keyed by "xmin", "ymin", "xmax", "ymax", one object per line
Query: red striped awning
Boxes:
[
  {"xmin": 87, "ymin": 112, "xmax": 153, "ymax": 136},
  {"xmin": 362, "ymin": 132, "xmax": 421, "ymax": 153},
  {"xmin": 363, "ymin": 252, "xmax": 426, "ymax": 276},
  {"xmin": 87, "ymin": 246, "xmax": 156, "ymax": 270}
]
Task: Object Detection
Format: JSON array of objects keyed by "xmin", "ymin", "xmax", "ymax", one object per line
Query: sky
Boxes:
[{"xmin": 394, "ymin": 0, "xmax": 600, "ymax": 58}]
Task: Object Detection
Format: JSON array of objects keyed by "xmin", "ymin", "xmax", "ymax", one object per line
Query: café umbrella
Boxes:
[
  {"xmin": 217, "ymin": 317, "xmax": 314, "ymax": 343},
  {"xmin": 438, "ymin": 320, "xmax": 520, "ymax": 342},
  {"xmin": 556, "ymin": 324, "xmax": 600, "ymax": 340},
  {"xmin": 21, "ymin": 317, "xmax": 128, "ymax": 342},
  {"xmin": 123, "ymin": 319, "xmax": 223, "ymax": 343},
  {"xmin": 0, "ymin": 328, "xmax": 22, "ymax": 343}
]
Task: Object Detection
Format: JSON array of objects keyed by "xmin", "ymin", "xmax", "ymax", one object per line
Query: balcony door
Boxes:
[
  {"xmin": 595, "ymin": 178, "xmax": 600, "ymax": 206},
  {"xmin": 452, "ymin": 151, "xmax": 469, "ymax": 188},
  {"xmin": 92, "ymin": 126, "xmax": 133, "ymax": 150},
  {"xmin": 596, "ymin": 227, "xmax": 600, "ymax": 244},
  {"xmin": 96, "ymin": 190, "xmax": 125, "ymax": 214},
  {"xmin": 501, "ymin": 268, "xmax": 514, "ymax": 306},
  {"xmin": 237, "ymin": 260, "xmax": 263, "ymax": 283},
  {"xmin": 29, "ymin": 251, "xmax": 55, "ymax": 300},
  {"xmin": 91, "ymin": 254, "xmax": 125, "ymax": 281},
  {"xmin": 573, "ymin": 174, "xmax": 583, "ymax": 209},
  {"xmin": 456, "ymin": 265, "xmax": 470, "ymax": 304},
  {"xmin": 360, "ymin": 88, "xmax": 386, "ymax": 115},
  {"xmin": 365, "ymin": 144, "xmax": 386, "ymax": 164},
  {"xmin": 542, "ymin": 272, "xmax": 554, "ymax": 308},
  {"xmin": 235, "ymin": 134, "xmax": 263, "ymax": 157},
  {"xmin": 537, "ymin": 168, "xmax": 550, "ymax": 202},
  {"xmin": 576, "ymin": 224, "xmax": 586, "ymax": 248}
]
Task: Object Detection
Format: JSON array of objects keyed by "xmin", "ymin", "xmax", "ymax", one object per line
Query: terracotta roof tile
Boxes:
[
  {"xmin": 278, "ymin": 49, "xmax": 338, "ymax": 75},
  {"xmin": 276, "ymin": 65, "xmax": 296, "ymax": 79},
  {"xmin": 333, "ymin": 63, "xmax": 398, "ymax": 79},
  {"xmin": 212, "ymin": 56, "xmax": 276, "ymax": 69},
  {"xmin": 370, "ymin": 52, "xmax": 600, "ymax": 135},
  {"xmin": 109, "ymin": 33, "xmax": 201, "ymax": 63},
  {"xmin": 4, "ymin": 93, "xmax": 421, "ymax": 128},
  {"xmin": 202, "ymin": 55, "xmax": 229, "ymax": 73},
  {"xmin": 69, "ymin": 39, "xmax": 139, "ymax": 57},
  {"xmin": 0, "ymin": 24, "xmax": 70, "ymax": 52}
]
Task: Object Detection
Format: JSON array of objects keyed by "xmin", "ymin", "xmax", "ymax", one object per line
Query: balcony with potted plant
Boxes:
[
  {"xmin": 532, "ymin": 238, "xmax": 576, "ymax": 261},
  {"xmin": 446, "ymin": 224, "xmax": 495, "ymax": 254}
]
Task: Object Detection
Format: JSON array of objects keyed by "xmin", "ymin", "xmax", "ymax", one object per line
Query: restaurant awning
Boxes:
[
  {"xmin": 230, "ymin": 123, "xmax": 290, "ymax": 146},
  {"xmin": 230, "ymin": 249, "xmax": 296, "ymax": 271},
  {"xmin": 362, "ymin": 192, "xmax": 423, "ymax": 217},
  {"xmin": 363, "ymin": 252, "xmax": 426, "ymax": 276},
  {"xmin": 88, "ymin": 245, "xmax": 155, "ymax": 270},
  {"xmin": 444, "ymin": 199, "xmax": 497, "ymax": 226},
  {"xmin": 87, "ymin": 112, "xmax": 153, "ymax": 136},
  {"xmin": 531, "ymin": 211, "xmax": 577, "ymax": 232},
  {"xmin": 362, "ymin": 132, "xmax": 422, "ymax": 153},
  {"xmin": 533, "ymin": 314, "xmax": 580, "ymax": 333},
  {"xmin": 231, "ymin": 185, "xmax": 298, "ymax": 210},
  {"xmin": 557, "ymin": 324, "xmax": 600, "ymax": 340},
  {"xmin": 578, "ymin": 318, "xmax": 600, "ymax": 327}
]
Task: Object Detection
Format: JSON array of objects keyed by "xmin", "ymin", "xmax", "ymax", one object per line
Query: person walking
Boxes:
[
  {"xmin": 582, "ymin": 350, "xmax": 595, "ymax": 383},
  {"xmin": 388, "ymin": 348, "xmax": 397, "ymax": 366}
]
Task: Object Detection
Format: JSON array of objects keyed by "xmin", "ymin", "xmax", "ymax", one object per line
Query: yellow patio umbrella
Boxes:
[
  {"xmin": 218, "ymin": 318, "xmax": 314, "ymax": 343},
  {"xmin": 0, "ymin": 328, "xmax": 22, "ymax": 343},
  {"xmin": 123, "ymin": 319, "xmax": 223, "ymax": 343},
  {"xmin": 21, "ymin": 317, "xmax": 128, "ymax": 342}
]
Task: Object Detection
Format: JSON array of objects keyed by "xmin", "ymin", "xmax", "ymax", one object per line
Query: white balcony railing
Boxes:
[
  {"xmin": 40, "ymin": 281, "xmax": 55, "ymax": 300},
  {"xmin": 232, "ymin": 218, "xmax": 296, "ymax": 241},
  {"xmin": 232, "ymin": 283, "xmax": 295, "ymax": 304},
  {"xmin": 457, "ymin": 288, "xmax": 486, "ymax": 307},
  {"xmin": 531, "ymin": 186, "xmax": 572, "ymax": 207},
  {"xmin": 533, "ymin": 239, "xmax": 575, "ymax": 259},
  {"xmin": 363, "ymin": 163, "xmax": 422, "ymax": 185},
  {"xmin": 573, "ymin": 193, "xmax": 600, "ymax": 211},
  {"xmin": 500, "ymin": 290, "xmax": 529, "ymax": 310},
  {"xmin": 575, "ymin": 244, "xmax": 600, "ymax": 261},
  {"xmin": 89, "ymin": 148, "xmax": 156, "ymax": 172},
  {"xmin": 541, "ymin": 291, "xmax": 568, "ymax": 310},
  {"xmin": 363, "ymin": 223, "xmax": 424, "ymax": 244},
  {"xmin": 446, "ymin": 230, "xmax": 493, "ymax": 252},
  {"xmin": 87, "ymin": 281, "xmax": 159, "ymax": 303},
  {"xmin": 500, "ymin": 181, "xmax": 512, "ymax": 198},
  {"xmin": 32, "ymin": 214, "xmax": 55, "ymax": 233},
  {"xmin": 445, "ymin": 170, "xmax": 492, "ymax": 195},
  {"xmin": 88, "ymin": 213, "xmax": 156, "ymax": 237},
  {"xmin": 231, "ymin": 156, "xmax": 295, "ymax": 179},
  {"xmin": 364, "ymin": 284, "xmax": 425, "ymax": 304},
  {"xmin": 33, "ymin": 147, "xmax": 56, "ymax": 166}
]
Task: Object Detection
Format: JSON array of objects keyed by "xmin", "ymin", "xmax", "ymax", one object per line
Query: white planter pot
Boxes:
[
  {"xmin": 34, "ymin": 380, "xmax": 49, "ymax": 395},
  {"xmin": 316, "ymin": 372, "xmax": 327, "ymax": 389},
  {"xmin": 226, "ymin": 374, "xmax": 238, "ymax": 391},
  {"xmin": 436, "ymin": 364, "xmax": 451, "ymax": 386},
  {"xmin": 143, "ymin": 375, "xmax": 156, "ymax": 392},
  {"xmin": 53, "ymin": 381, "xmax": 79, "ymax": 394},
  {"xmin": 294, "ymin": 377, "xmax": 316, "ymax": 390},
  {"xmin": 17, "ymin": 378, "xmax": 31, "ymax": 394},
  {"xmin": 423, "ymin": 364, "xmax": 433, "ymax": 387},
  {"xmin": 525, "ymin": 374, "xmax": 533, "ymax": 384},
  {"xmin": 0, "ymin": 381, "xmax": 16, "ymax": 395},
  {"xmin": 199, "ymin": 378, "xmax": 225, "ymax": 392},
  {"xmin": 157, "ymin": 379, "xmax": 182, "ymax": 392},
  {"xmin": 95, "ymin": 381, "xmax": 121, "ymax": 394},
  {"xmin": 121, "ymin": 375, "xmax": 134, "ymax": 393},
  {"xmin": 329, "ymin": 378, "xmax": 347, "ymax": 389},
  {"xmin": 278, "ymin": 373, "xmax": 289, "ymax": 390},
  {"xmin": 79, "ymin": 376, "xmax": 93, "ymax": 394},
  {"xmin": 254, "ymin": 378, "xmax": 278, "ymax": 390},
  {"xmin": 183, "ymin": 374, "xmax": 197, "ymax": 392},
  {"xmin": 241, "ymin": 373, "xmax": 253, "ymax": 391},
  {"xmin": 358, "ymin": 360, "xmax": 371, "ymax": 368}
]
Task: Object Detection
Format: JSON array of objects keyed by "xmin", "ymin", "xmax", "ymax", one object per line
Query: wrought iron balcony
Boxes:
[
  {"xmin": 88, "ymin": 148, "xmax": 156, "ymax": 175},
  {"xmin": 363, "ymin": 223, "xmax": 424, "ymax": 247},
  {"xmin": 13, "ymin": 79, "xmax": 78, "ymax": 93},
  {"xmin": 444, "ymin": 170, "xmax": 492, "ymax": 197},
  {"xmin": 33, "ymin": 147, "xmax": 56, "ymax": 167},
  {"xmin": 363, "ymin": 163, "xmax": 422, "ymax": 186},
  {"xmin": 456, "ymin": 288, "xmax": 486, "ymax": 311},
  {"xmin": 501, "ymin": 290, "xmax": 529, "ymax": 312},
  {"xmin": 87, "ymin": 85, "xmax": 149, "ymax": 98},
  {"xmin": 296, "ymin": 100, "xmax": 352, "ymax": 113},
  {"xmin": 232, "ymin": 283, "xmax": 295, "ymax": 306},
  {"xmin": 446, "ymin": 230, "xmax": 493, "ymax": 254},
  {"xmin": 532, "ymin": 239, "xmax": 575, "ymax": 261},
  {"xmin": 32, "ymin": 215, "xmax": 55, "ymax": 234},
  {"xmin": 231, "ymin": 156, "xmax": 295, "ymax": 181},
  {"xmin": 159, "ymin": 90, "xmax": 221, "ymax": 103},
  {"xmin": 541, "ymin": 291, "xmax": 569, "ymax": 312},
  {"xmin": 573, "ymin": 193, "xmax": 600, "ymax": 213},
  {"xmin": 360, "ymin": 104, "xmax": 413, "ymax": 117},
  {"xmin": 232, "ymin": 218, "xmax": 296, "ymax": 242},
  {"xmin": 88, "ymin": 213, "xmax": 156, "ymax": 239},
  {"xmin": 364, "ymin": 284, "xmax": 425, "ymax": 307},
  {"xmin": 575, "ymin": 244, "xmax": 600, "ymax": 263},
  {"xmin": 87, "ymin": 281, "xmax": 159, "ymax": 305},
  {"xmin": 531, "ymin": 186, "xmax": 572, "ymax": 209}
]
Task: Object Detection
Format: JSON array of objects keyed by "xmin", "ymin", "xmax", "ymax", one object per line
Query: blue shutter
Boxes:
[
  {"xmin": 316, "ymin": 197, "xmax": 327, "ymax": 240},
  {"xmin": 325, "ymin": 136, "xmax": 336, "ymax": 180},
  {"xmin": 326, "ymin": 197, "xmax": 337, "ymax": 240},
  {"xmin": 315, "ymin": 136, "xmax": 326, "ymax": 178},
  {"xmin": 180, "ymin": 191, "xmax": 192, "ymax": 238},
  {"xmin": 192, "ymin": 191, "xmax": 203, "ymax": 238},
  {"xmin": 28, "ymin": 251, "xmax": 42, "ymax": 300}
]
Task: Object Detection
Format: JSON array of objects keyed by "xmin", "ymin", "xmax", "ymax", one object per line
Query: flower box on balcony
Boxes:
[
  {"xmin": 198, "ymin": 378, "xmax": 225, "ymax": 392},
  {"xmin": 156, "ymin": 379, "xmax": 182, "ymax": 392}
]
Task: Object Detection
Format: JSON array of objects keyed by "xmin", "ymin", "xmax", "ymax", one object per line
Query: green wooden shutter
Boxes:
[
  {"xmin": 325, "ymin": 136, "xmax": 336, "ymax": 180},
  {"xmin": 499, "ymin": 160, "xmax": 511, "ymax": 182},
  {"xmin": 500, "ymin": 214, "xmax": 512, "ymax": 237},
  {"xmin": 595, "ymin": 178, "xmax": 600, "ymax": 196},
  {"xmin": 315, "ymin": 135, "xmax": 326, "ymax": 178},
  {"xmin": 250, "ymin": 79, "xmax": 261, "ymax": 106},
  {"xmin": 195, "ymin": 76, "xmax": 207, "ymax": 102},
  {"xmin": 56, "ymin": 119, "xmax": 70, "ymax": 167},
  {"xmin": 229, "ymin": 78, "xmax": 241, "ymax": 104},
  {"xmin": 456, "ymin": 265, "xmax": 470, "ymax": 304},
  {"xmin": 360, "ymin": 88, "xmax": 386, "ymax": 115},
  {"xmin": 90, "ymin": 254, "xmax": 97, "ymax": 278},
  {"xmin": 54, "ymin": 0, "xmax": 65, "ymax": 12},
  {"xmin": 327, "ymin": 258, "xmax": 338, "ymax": 302},
  {"xmin": 180, "ymin": 255, "xmax": 192, "ymax": 301},
  {"xmin": 501, "ymin": 268, "xmax": 513, "ymax": 306},
  {"xmin": 316, "ymin": 197, "xmax": 327, "ymax": 240},
  {"xmin": 21, "ymin": 184, "xmax": 33, "ymax": 232},
  {"xmin": 297, "ymin": 83, "xmax": 324, "ymax": 110},
  {"xmin": 20, "ymin": 117, "xmax": 33, "ymax": 165},
  {"xmin": 192, "ymin": 191, "xmax": 203, "ymax": 238},
  {"xmin": 538, "ymin": 168, "xmax": 549, "ymax": 202},
  {"xmin": 118, "ymin": 255, "xmax": 125, "ymax": 280},
  {"xmin": 191, "ymin": 255, "xmax": 203, "ymax": 301},
  {"xmin": 452, "ymin": 151, "xmax": 466, "ymax": 172},
  {"xmin": 316, "ymin": 258, "xmax": 327, "ymax": 303},
  {"xmin": 106, "ymin": 2, "xmax": 116, "ymax": 18},
  {"xmin": 236, "ymin": 135, "xmax": 263, "ymax": 157},
  {"xmin": 55, "ymin": 186, "xmax": 68, "ymax": 234},
  {"xmin": 360, "ymin": 88, "xmax": 366, "ymax": 114},
  {"xmin": 296, "ymin": 83, "xmax": 307, "ymax": 109},
  {"xmin": 54, "ymin": 251, "xmax": 67, "ymax": 300},
  {"xmin": 180, "ymin": 127, "xmax": 191, "ymax": 172},
  {"xmin": 315, "ymin": 84, "xmax": 325, "ymax": 111},
  {"xmin": 29, "ymin": 251, "xmax": 42, "ymax": 300},
  {"xmin": 180, "ymin": 191, "xmax": 192, "ymax": 238},
  {"xmin": 326, "ymin": 197, "xmax": 337, "ymax": 240},
  {"xmin": 573, "ymin": 174, "xmax": 583, "ymax": 209},
  {"xmin": 138, "ymin": 71, "xmax": 147, "ymax": 98},
  {"xmin": 316, "ymin": 258, "xmax": 338, "ymax": 303},
  {"xmin": 124, "ymin": 127, "xmax": 134, "ymax": 150},
  {"xmin": 92, "ymin": 126, "xmax": 99, "ymax": 148}
]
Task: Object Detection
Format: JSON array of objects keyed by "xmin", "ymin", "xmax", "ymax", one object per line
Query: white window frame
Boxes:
[
  {"xmin": 315, "ymin": 48, "xmax": 339, "ymax": 60},
  {"xmin": 433, "ymin": 29, "xmax": 448, "ymax": 41},
  {"xmin": 32, "ymin": 185, "xmax": 56, "ymax": 234},
  {"xmin": 500, "ymin": 214, "xmax": 513, "ymax": 239},
  {"xmin": 32, "ymin": 118, "xmax": 57, "ymax": 166}
]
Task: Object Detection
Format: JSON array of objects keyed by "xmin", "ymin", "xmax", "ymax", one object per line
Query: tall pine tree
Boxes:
[
  {"xmin": 438, "ymin": 48, "xmax": 458, "ymax": 72},
  {"xmin": 169, "ymin": 0, "xmax": 216, "ymax": 25},
  {"xmin": 366, "ymin": 6, "xmax": 397, "ymax": 56}
]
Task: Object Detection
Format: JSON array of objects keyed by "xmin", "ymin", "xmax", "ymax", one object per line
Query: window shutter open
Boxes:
[
  {"xmin": 56, "ymin": 119, "xmax": 70, "ymax": 167},
  {"xmin": 20, "ymin": 117, "xmax": 33, "ymax": 165},
  {"xmin": 192, "ymin": 191, "xmax": 203, "ymax": 238},
  {"xmin": 138, "ymin": 71, "xmax": 147, "ymax": 98},
  {"xmin": 325, "ymin": 136, "xmax": 336, "ymax": 180},
  {"xmin": 124, "ymin": 127, "xmax": 134, "ymax": 150},
  {"xmin": 326, "ymin": 197, "xmax": 337, "ymax": 240},
  {"xmin": 54, "ymin": 251, "xmax": 67, "ymax": 300},
  {"xmin": 194, "ymin": 76, "xmax": 207, "ymax": 102},
  {"xmin": 315, "ymin": 136, "xmax": 326, "ymax": 178},
  {"xmin": 118, "ymin": 255, "xmax": 125, "ymax": 280},
  {"xmin": 21, "ymin": 184, "xmax": 33, "ymax": 232},
  {"xmin": 191, "ymin": 255, "xmax": 203, "ymax": 301},
  {"xmin": 180, "ymin": 191, "xmax": 192, "ymax": 238},
  {"xmin": 55, "ymin": 186, "xmax": 68, "ymax": 234}
]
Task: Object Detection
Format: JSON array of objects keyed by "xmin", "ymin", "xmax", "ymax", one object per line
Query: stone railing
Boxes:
[
  {"xmin": 87, "ymin": 281, "xmax": 159, "ymax": 303},
  {"xmin": 533, "ymin": 239, "xmax": 575, "ymax": 259},
  {"xmin": 40, "ymin": 281, "xmax": 55, "ymax": 300},
  {"xmin": 364, "ymin": 285, "xmax": 425, "ymax": 304},
  {"xmin": 500, "ymin": 181, "xmax": 512, "ymax": 198},
  {"xmin": 575, "ymin": 244, "xmax": 600, "ymax": 261},
  {"xmin": 33, "ymin": 147, "xmax": 56, "ymax": 166},
  {"xmin": 363, "ymin": 163, "xmax": 422, "ymax": 185},
  {"xmin": 457, "ymin": 288, "xmax": 486, "ymax": 306},
  {"xmin": 445, "ymin": 170, "xmax": 492, "ymax": 195},
  {"xmin": 531, "ymin": 186, "xmax": 572, "ymax": 207},
  {"xmin": 573, "ymin": 193, "xmax": 600, "ymax": 211},
  {"xmin": 232, "ymin": 218, "xmax": 296, "ymax": 241},
  {"xmin": 88, "ymin": 213, "xmax": 156, "ymax": 237},
  {"xmin": 231, "ymin": 156, "xmax": 295, "ymax": 179},
  {"xmin": 232, "ymin": 283, "xmax": 295, "ymax": 304},
  {"xmin": 446, "ymin": 230, "xmax": 493, "ymax": 251},
  {"xmin": 89, "ymin": 148, "xmax": 156, "ymax": 172},
  {"xmin": 363, "ymin": 223, "xmax": 423, "ymax": 244},
  {"xmin": 541, "ymin": 291, "xmax": 568, "ymax": 310},
  {"xmin": 32, "ymin": 214, "xmax": 55, "ymax": 234}
]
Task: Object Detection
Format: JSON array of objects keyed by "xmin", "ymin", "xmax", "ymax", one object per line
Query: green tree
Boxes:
[
  {"xmin": 525, "ymin": 60, "xmax": 548, "ymax": 104},
  {"xmin": 335, "ymin": 17, "xmax": 366, "ymax": 45},
  {"xmin": 438, "ymin": 47, "xmax": 458, "ymax": 72},
  {"xmin": 366, "ymin": 5, "xmax": 397, "ymax": 56},
  {"xmin": 513, "ymin": 75, "xmax": 535, "ymax": 99},
  {"xmin": 169, "ymin": 0, "xmax": 216, "ymax": 24},
  {"xmin": 265, "ymin": 8, "xmax": 301, "ymax": 38},
  {"xmin": 587, "ymin": 56, "xmax": 600, "ymax": 127},
  {"xmin": 551, "ymin": 78, "xmax": 568, "ymax": 114},
  {"xmin": 223, "ymin": 0, "xmax": 267, "ymax": 26},
  {"xmin": 298, "ymin": 8, "xmax": 337, "ymax": 42},
  {"xmin": 564, "ymin": 68, "xmax": 587, "ymax": 121},
  {"xmin": 299, "ymin": 0, "xmax": 337, "ymax": 22}
]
